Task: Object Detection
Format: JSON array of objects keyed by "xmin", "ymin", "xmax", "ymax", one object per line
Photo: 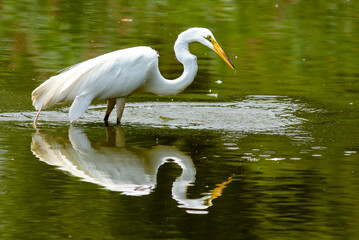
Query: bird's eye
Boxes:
[{"xmin": 205, "ymin": 35, "xmax": 214, "ymax": 43}]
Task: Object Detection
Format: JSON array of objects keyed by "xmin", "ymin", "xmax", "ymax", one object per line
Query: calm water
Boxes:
[{"xmin": 1, "ymin": 0, "xmax": 359, "ymax": 239}]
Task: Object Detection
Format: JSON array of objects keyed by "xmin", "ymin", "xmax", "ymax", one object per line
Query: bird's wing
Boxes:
[
  {"xmin": 32, "ymin": 47, "xmax": 158, "ymax": 110},
  {"xmin": 59, "ymin": 47, "xmax": 158, "ymax": 97},
  {"xmin": 59, "ymin": 55, "xmax": 109, "ymax": 95},
  {"xmin": 32, "ymin": 57, "xmax": 106, "ymax": 109}
]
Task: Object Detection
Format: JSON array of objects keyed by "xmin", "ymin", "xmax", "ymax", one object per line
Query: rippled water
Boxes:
[
  {"xmin": 1, "ymin": 0, "xmax": 359, "ymax": 239},
  {"xmin": 1, "ymin": 95, "xmax": 311, "ymax": 133}
]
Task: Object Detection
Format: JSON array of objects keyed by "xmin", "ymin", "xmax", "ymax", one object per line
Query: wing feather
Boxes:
[{"xmin": 31, "ymin": 47, "xmax": 158, "ymax": 111}]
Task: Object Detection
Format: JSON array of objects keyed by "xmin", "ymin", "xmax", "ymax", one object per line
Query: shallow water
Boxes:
[
  {"xmin": 1, "ymin": 1, "xmax": 359, "ymax": 239},
  {"xmin": 1, "ymin": 95, "xmax": 310, "ymax": 134}
]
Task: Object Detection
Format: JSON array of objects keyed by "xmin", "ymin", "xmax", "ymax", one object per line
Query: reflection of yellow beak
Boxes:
[{"xmin": 213, "ymin": 41, "xmax": 235, "ymax": 70}]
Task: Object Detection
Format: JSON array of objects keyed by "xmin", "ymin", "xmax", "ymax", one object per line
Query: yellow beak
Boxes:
[{"xmin": 213, "ymin": 41, "xmax": 235, "ymax": 70}]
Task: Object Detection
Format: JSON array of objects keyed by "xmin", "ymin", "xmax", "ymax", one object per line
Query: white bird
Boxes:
[{"xmin": 32, "ymin": 27, "xmax": 235, "ymax": 126}]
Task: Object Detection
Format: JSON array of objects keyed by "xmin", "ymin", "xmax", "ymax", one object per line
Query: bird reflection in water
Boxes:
[{"xmin": 31, "ymin": 127, "xmax": 232, "ymax": 214}]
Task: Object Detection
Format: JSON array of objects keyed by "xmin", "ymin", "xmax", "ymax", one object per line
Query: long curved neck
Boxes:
[{"xmin": 145, "ymin": 34, "xmax": 198, "ymax": 96}]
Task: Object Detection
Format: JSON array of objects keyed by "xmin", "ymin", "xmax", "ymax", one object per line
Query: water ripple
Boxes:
[{"xmin": 0, "ymin": 95, "xmax": 315, "ymax": 134}]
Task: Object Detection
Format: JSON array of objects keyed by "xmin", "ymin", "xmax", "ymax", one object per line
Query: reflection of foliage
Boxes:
[{"xmin": 1, "ymin": 121, "xmax": 359, "ymax": 239}]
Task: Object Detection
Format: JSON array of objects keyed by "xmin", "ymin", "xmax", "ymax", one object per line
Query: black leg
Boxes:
[
  {"xmin": 104, "ymin": 99, "xmax": 116, "ymax": 126},
  {"xmin": 104, "ymin": 114, "xmax": 110, "ymax": 126}
]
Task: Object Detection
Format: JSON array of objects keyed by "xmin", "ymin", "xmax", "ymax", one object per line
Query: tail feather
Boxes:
[
  {"xmin": 31, "ymin": 51, "xmax": 112, "ymax": 118},
  {"xmin": 32, "ymin": 77, "xmax": 59, "ymax": 110},
  {"xmin": 31, "ymin": 61, "xmax": 92, "ymax": 110},
  {"xmin": 32, "ymin": 74, "xmax": 70, "ymax": 110}
]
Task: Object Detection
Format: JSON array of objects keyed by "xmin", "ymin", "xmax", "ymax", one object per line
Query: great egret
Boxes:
[{"xmin": 32, "ymin": 27, "xmax": 235, "ymax": 126}]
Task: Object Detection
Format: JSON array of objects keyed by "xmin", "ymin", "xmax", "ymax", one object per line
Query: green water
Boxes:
[{"xmin": 1, "ymin": 0, "xmax": 359, "ymax": 239}]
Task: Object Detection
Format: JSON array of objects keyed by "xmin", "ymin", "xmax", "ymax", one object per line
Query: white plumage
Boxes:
[{"xmin": 32, "ymin": 28, "xmax": 234, "ymax": 126}]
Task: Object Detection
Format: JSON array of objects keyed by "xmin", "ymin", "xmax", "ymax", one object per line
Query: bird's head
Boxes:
[{"xmin": 186, "ymin": 28, "xmax": 235, "ymax": 70}]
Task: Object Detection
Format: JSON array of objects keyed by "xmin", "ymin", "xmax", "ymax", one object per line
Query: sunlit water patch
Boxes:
[{"xmin": 0, "ymin": 96, "xmax": 314, "ymax": 134}]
